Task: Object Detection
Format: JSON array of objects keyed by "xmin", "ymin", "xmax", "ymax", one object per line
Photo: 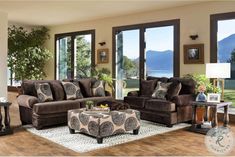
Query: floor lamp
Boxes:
[{"xmin": 206, "ymin": 63, "xmax": 231, "ymax": 101}]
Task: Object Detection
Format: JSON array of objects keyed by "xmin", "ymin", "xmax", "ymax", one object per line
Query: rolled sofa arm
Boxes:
[
  {"xmin": 17, "ymin": 95, "xmax": 39, "ymax": 108},
  {"xmin": 127, "ymin": 91, "xmax": 140, "ymax": 97},
  {"xmin": 171, "ymin": 94, "xmax": 194, "ymax": 106}
]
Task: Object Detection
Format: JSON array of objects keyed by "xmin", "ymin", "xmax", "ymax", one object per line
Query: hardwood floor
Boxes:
[{"xmin": 0, "ymin": 92, "xmax": 234, "ymax": 156}]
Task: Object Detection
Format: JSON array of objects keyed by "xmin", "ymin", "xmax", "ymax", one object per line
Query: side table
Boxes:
[
  {"xmin": 0, "ymin": 101, "xmax": 13, "ymax": 136},
  {"xmin": 189, "ymin": 101, "xmax": 232, "ymax": 134}
]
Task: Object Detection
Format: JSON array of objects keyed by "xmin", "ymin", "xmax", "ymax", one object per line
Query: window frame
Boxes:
[
  {"xmin": 112, "ymin": 19, "xmax": 180, "ymax": 98},
  {"xmin": 54, "ymin": 30, "xmax": 95, "ymax": 80},
  {"xmin": 112, "ymin": 19, "xmax": 180, "ymax": 79},
  {"xmin": 210, "ymin": 12, "xmax": 235, "ymax": 62}
]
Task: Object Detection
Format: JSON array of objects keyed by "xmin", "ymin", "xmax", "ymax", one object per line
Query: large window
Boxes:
[
  {"xmin": 55, "ymin": 30, "xmax": 95, "ymax": 80},
  {"xmin": 211, "ymin": 12, "xmax": 235, "ymax": 107},
  {"xmin": 113, "ymin": 20, "xmax": 180, "ymax": 99}
]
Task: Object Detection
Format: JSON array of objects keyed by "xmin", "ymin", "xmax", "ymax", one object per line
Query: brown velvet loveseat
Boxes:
[
  {"xmin": 17, "ymin": 78, "xmax": 113, "ymax": 129},
  {"xmin": 124, "ymin": 77, "xmax": 196, "ymax": 127}
]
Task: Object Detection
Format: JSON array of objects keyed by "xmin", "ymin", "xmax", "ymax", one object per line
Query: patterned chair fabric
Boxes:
[{"xmin": 68, "ymin": 109, "xmax": 140, "ymax": 143}]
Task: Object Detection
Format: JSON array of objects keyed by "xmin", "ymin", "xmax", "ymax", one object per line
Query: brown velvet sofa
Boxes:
[
  {"xmin": 124, "ymin": 77, "xmax": 196, "ymax": 127},
  {"xmin": 17, "ymin": 78, "xmax": 113, "ymax": 129}
]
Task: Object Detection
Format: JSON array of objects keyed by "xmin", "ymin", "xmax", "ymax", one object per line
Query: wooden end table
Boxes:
[
  {"xmin": 0, "ymin": 101, "xmax": 13, "ymax": 136},
  {"xmin": 189, "ymin": 101, "xmax": 232, "ymax": 134}
]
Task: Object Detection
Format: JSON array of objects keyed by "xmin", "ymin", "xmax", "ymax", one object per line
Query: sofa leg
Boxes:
[
  {"xmin": 133, "ymin": 128, "xmax": 139, "ymax": 135},
  {"xmin": 167, "ymin": 124, "xmax": 173, "ymax": 128},
  {"xmin": 69, "ymin": 128, "xmax": 75, "ymax": 134},
  {"xmin": 97, "ymin": 137, "xmax": 103, "ymax": 144}
]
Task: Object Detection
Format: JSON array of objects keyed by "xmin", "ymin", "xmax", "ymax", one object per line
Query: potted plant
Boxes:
[
  {"xmin": 85, "ymin": 101, "xmax": 94, "ymax": 110},
  {"xmin": 8, "ymin": 25, "xmax": 52, "ymax": 91}
]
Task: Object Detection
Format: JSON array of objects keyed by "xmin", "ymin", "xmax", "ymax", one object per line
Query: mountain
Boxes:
[
  {"xmin": 218, "ymin": 34, "xmax": 235, "ymax": 62},
  {"xmin": 145, "ymin": 50, "xmax": 173, "ymax": 71}
]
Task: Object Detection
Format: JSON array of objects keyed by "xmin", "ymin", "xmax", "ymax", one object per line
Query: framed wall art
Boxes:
[
  {"xmin": 97, "ymin": 48, "xmax": 109, "ymax": 64},
  {"xmin": 207, "ymin": 93, "xmax": 221, "ymax": 103},
  {"xmin": 184, "ymin": 44, "xmax": 204, "ymax": 64}
]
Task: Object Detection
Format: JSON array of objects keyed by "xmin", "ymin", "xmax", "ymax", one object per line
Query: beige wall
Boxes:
[
  {"xmin": 0, "ymin": 11, "xmax": 8, "ymax": 97},
  {"xmin": 45, "ymin": 1, "xmax": 235, "ymax": 80}
]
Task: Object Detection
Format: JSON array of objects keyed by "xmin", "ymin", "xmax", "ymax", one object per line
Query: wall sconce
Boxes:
[
  {"xmin": 99, "ymin": 42, "xmax": 106, "ymax": 46},
  {"xmin": 189, "ymin": 34, "xmax": 199, "ymax": 40}
]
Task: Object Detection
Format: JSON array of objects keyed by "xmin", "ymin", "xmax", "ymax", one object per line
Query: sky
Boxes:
[
  {"xmin": 122, "ymin": 26, "xmax": 173, "ymax": 59},
  {"xmin": 218, "ymin": 19, "xmax": 235, "ymax": 41}
]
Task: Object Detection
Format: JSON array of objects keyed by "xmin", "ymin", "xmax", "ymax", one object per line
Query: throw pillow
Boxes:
[
  {"xmin": 166, "ymin": 82, "xmax": 182, "ymax": 100},
  {"xmin": 140, "ymin": 79, "xmax": 157, "ymax": 97},
  {"xmin": 62, "ymin": 82, "xmax": 83, "ymax": 100},
  {"xmin": 35, "ymin": 83, "xmax": 54, "ymax": 102},
  {"xmin": 91, "ymin": 80, "xmax": 105, "ymax": 97},
  {"xmin": 152, "ymin": 81, "xmax": 172, "ymax": 99}
]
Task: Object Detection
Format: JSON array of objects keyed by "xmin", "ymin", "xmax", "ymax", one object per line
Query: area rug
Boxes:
[{"xmin": 24, "ymin": 120, "xmax": 190, "ymax": 153}]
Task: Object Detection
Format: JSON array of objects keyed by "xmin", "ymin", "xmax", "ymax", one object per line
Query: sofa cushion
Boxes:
[
  {"xmin": 169, "ymin": 77, "xmax": 196, "ymax": 95},
  {"xmin": 91, "ymin": 80, "xmax": 105, "ymax": 97},
  {"xmin": 145, "ymin": 99, "xmax": 176, "ymax": 112},
  {"xmin": 78, "ymin": 78, "xmax": 93, "ymax": 97},
  {"xmin": 35, "ymin": 83, "xmax": 54, "ymax": 103},
  {"xmin": 48, "ymin": 80, "xmax": 65, "ymax": 101},
  {"xmin": 166, "ymin": 82, "xmax": 182, "ymax": 100},
  {"xmin": 33, "ymin": 100, "xmax": 80, "ymax": 114},
  {"xmin": 124, "ymin": 96, "xmax": 149, "ymax": 109},
  {"xmin": 152, "ymin": 81, "xmax": 172, "ymax": 99},
  {"xmin": 140, "ymin": 79, "xmax": 156, "ymax": 97},
  {"xmin": 62, "ymin": 82, "xmax": 83, "ymax": 100}
]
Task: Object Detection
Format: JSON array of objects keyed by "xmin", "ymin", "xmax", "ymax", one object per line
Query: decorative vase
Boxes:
[{"xmin": 196, "ymin": 92, "xmax": 207, "ymax": 102}]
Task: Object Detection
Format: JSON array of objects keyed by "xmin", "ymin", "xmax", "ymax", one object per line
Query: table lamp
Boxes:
[{"xmin": 206, "ymin": 63, "xmax": 231, "ymax": 101}]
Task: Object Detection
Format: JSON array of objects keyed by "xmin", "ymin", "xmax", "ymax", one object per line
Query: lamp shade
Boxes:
[{"xmin": 206, "ymin": 63, "xmax": 231, "ymax": 78}]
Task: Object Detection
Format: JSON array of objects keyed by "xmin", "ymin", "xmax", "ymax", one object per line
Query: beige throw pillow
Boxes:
[
  {"xmin": 152, "ymin": 81, "xmax": 172, "ymax": 100},
  {"xmin": 35, "ymin": 83, "xmax": 54, "ymax": 102}
]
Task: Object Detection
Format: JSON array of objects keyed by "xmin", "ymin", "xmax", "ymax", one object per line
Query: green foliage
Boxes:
[
  {"xmin": 123, "ymin": 56, "xmax": 138, "ymax": 78},
  {"xmin": 228, "ymin": 48, "xmax": 235, "ymax": 63},
  {"xmin": 184, "ymin": 73, "xmax": 220, "ymax": 94},
  {"xmin": 75, "ymin": 35, "xmax": 92, "ymax": 78},
  {"xmin": 8, "ymin": 25, "xmax": 52, "ymax": 81},
  {"xmin": 91, "ymin": 67, "xmax": 114, "ymax": 91}
]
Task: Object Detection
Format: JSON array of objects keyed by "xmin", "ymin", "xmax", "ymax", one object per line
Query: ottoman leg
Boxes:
[
  {"xmin": 133, "ymin": 128, "xmax": 139, "ymax": 135},
  {"xmin": 69, "ymin": 127, "xmax": 75, "ymax": 134},
  {"xmin": 97, "ymin": 137, "xmax": 103, "ymax": 144}
]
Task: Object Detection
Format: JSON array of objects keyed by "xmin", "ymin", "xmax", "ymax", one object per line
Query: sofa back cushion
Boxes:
[
  {"xmin": 168, "ymin": 77, "xmax": 196, "ymax": 95},
  {"xmin": 140, "ymin": 79, "xmax": 156, "ymax": 97},
  {"xmin": 22, "ymin": 80, "xmax": 65, "ymax": 101},
  {"xmin": 166, "ymin": 82, "xmax": 182, "ymax": 100},
  {"xmin": 78, "ymin": 78, "xmax": 93, "ymax": 97},
  {"xmin": 35, "ymin": 83, "xmax": 54, "ymax": 102},
  {"xmin": 146, "ymin": 76, "xmax": 169, "ymax": 83}
]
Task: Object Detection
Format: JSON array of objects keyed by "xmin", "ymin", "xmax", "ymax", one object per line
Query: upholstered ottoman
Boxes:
[{"xmin": 68, "ymin": 108, "xmax": 140, "ymax": 143}]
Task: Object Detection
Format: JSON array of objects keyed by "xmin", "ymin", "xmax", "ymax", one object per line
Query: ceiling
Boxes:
[{"xmin": 0, "ymin": 0, "xmax": 207, "ymax": 26}]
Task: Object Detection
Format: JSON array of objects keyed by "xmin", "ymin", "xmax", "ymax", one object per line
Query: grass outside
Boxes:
[{"xmin": 224, "ymin": 89, "xmax": 235, "ymax": 107}]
